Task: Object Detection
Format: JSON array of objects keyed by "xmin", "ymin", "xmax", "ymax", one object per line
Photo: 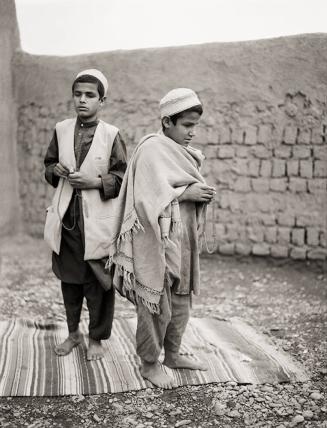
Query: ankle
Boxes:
[
  {"xmin": 141, "ymin": 360, "xmax": 159, "ymax": 369},
  {"xmin": 69, "ymin": 330, "xmax": 81, "ymax": 339},
  {"xmin": 89, "ymin": 337, "xmax": 101, "ymax": 345},
  {"xmin": 164, "ymin": 351, "xmax": 178, "ymax": 361}
]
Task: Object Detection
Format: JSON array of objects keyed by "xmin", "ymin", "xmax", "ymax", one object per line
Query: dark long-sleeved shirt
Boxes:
[
  {"xmin": 44, "ymin": 118, "xmax": 127, "ymax": 285},
  {"xmin": 44, "ymin": 117, "xmax": 127, "ymax": 200}
]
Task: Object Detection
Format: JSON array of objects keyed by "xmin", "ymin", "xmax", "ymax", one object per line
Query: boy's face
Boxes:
[
  {"xmin": 73, "ymin": 82, "xmax": 102, "ymax": 122},
  {"xmin": 163, "ymin": 111, "xmax": 201, "ymax": 146}
]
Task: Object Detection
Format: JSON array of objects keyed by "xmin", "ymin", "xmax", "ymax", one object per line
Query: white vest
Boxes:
[{"xmin": 44, "ymin": 118, "xmax": 119, "ymax": 260}]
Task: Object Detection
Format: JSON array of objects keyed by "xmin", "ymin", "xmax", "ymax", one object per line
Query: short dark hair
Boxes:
[
  {"xmin": 72, "ymin": 74, "xmax": 105, "ymax": 99},
  {"xmin": 169, "ymin": 104, "xmax": 203, "ymax": 125}
]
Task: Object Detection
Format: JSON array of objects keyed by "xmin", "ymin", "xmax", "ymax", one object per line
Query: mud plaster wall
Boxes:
[
  {"xmin": 0, "ymin": 0, "xmax": 21, "ymax": 235},
  {"xmin": 14, "ymin": 34, "xmax": 327, "ymax": 260}
]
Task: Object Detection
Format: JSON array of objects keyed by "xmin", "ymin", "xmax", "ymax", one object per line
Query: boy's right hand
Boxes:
[
  {"xmin": 53, "ymin": 162, "xmax": 70, "ymax": 178},
  {"xmin": 179, "ymin": 182, "xmax": 216, "ymax": 202}
]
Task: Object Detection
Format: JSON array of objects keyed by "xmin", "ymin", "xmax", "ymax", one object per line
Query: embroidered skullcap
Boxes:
[
  {"xmin": 75, "ymin": 69, "xmax": 108, "ymax": 96},
  {"xmin": 159, "ymin": 88, "xmax": 201, "ymax": 118}
]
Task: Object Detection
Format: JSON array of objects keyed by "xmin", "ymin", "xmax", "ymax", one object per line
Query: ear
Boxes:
[{"xmin": 162, "ymin": 116, "xmax": 171, "ymax": 129}]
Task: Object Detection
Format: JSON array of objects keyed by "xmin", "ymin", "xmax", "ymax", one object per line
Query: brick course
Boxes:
[{"xmin": 17, "ymin": 103, "xmax": 327, "ymax": 261}]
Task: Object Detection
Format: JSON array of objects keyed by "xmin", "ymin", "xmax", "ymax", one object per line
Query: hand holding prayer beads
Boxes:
[{"xmin": 180, "ymin": 182, "xmax": 216, "ymax": 203}]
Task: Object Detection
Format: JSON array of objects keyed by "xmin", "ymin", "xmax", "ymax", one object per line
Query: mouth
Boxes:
[{"xmin": 78, "ymin": 107, "xmax": 88, "ymax": 111}]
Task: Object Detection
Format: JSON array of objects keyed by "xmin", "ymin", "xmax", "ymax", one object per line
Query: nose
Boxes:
[
  {"xmin": 80, "ymin": 94, "xmax": 86, "ymax": 103},
  {"xmin": 189, "ymin": 128, "xmax": 195, "ymax": 137}
]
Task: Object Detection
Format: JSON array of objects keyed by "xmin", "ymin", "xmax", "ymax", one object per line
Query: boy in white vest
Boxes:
[
  {"xmin": 108, "ymin": 88, "xmax": 215, "ymax": 387},
  {"xmin": 44, "ymin": 69, "xmax": 127, "ymax": 361}
]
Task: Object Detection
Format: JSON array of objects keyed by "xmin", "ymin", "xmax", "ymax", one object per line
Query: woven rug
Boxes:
[{"xmin": 0, "ymin": 317, "xmax": 308, "ymax": 396}]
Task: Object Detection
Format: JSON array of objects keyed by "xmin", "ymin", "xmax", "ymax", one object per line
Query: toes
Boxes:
[{"xmin": 87, "ymin": 352, "xmax": 103, "ymax": 361}]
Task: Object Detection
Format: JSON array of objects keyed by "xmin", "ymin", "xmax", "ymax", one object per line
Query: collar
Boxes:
[{"xmin": 76, "ymin": 116, "xmax": 99, "ymax": 128}]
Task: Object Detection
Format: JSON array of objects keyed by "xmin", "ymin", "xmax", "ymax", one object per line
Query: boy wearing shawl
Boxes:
[
  {"xmin": 44, "ymin": 69, "xmax": 127, "ymax": 360},
  {"xmin": 108, "ymin": 88, "xmax": 215, "ymax": 388}
]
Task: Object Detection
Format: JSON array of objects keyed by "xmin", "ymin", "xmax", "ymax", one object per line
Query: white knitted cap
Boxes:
[
  {"xmin": 75, "ymin": 69, "xmax": 108, "ymax": 96},
  {"xmin": 159, "ymin": 88, "xmax": 201, "ymax": 118}
]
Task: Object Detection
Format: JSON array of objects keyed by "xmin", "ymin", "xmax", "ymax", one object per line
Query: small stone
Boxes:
[
  {"xmin": 213, "ymin": 402, "xmax": 227, "ymax": 416},
  {"xmin": 255, "ymin": 397, "xmax": 265, "ymax": 402},
  {"xmin": 170, "ymin": 409, "xmax": 183, "ymax": 416},
  {"xmin": 93, "ymin": 414, "xmax": 101, "ymax": 423},
  {"xmin": 228, "ymin": 410, "xmax": 241, "ymax": 418},
  {"xmin": 175, "ymin": 421, "xmax": 192, "ymax": 427},
  {"xmin": 310, "ymin": 392, "xmax": 322, "ymax": 400},
  {"xmin": 261, "ymin": 385, "xmax": 273, "ymax": 393},
  {"xmin": 72, "ymin": 394, "xmax": 85, "ymax": 402},
  {"xmin": 145, "ymin": 412, "xmax": 154, "ymax": 419},
  {"xmin": 303, "ymin": 410, "xmax": 314, "ymax": 419},
  {"xmin": 291, "ymin": 415, "xmax": 304, "ymax": 425}
]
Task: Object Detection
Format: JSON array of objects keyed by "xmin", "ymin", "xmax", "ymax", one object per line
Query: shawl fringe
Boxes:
[
  {"xmin": 107, "ymin": 132, "xmax": 206, "ymax": 311},
  {"xmin": 116, "ymin": 263, "xmax": 161, "ymax": 314},
  {"xmin": 117, "ymin": 215, "xmax": 144, "ymax": 247}
]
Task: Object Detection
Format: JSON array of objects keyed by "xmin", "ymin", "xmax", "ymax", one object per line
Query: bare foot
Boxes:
[
  {"xmin": 140, "ymin": 361, "xmax": 177, "ymax": 389},
  {"xmin": 54, "ymin": 332, "xmax": 82, "ymax": 356},
  {"xmin": 87, "ymin": 338, "xmax": 104, "ymax": 361},
  {"xmin": 163, "ymin": 352, "xmax": 208, "ymax": 371}
]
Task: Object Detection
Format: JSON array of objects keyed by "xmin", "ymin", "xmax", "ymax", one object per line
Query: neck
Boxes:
[
  {"xmin": 78, "ymin": 114, "xmax": 98, "ymax": 124},
  {"xmin": 162, "ymin": 130, "xmax": 187, "ymax": 147}
]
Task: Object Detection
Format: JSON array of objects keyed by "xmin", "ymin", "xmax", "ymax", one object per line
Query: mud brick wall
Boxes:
[
  {"xmin": 199, "ymin": 121, "xmax": 327, "ymax": 260},
  {"xmin": 16, "ymin": 98, "xmax": 158, "ymax": 237},
  {"xmin": 0, "ymin": 0, "xmax": 21, "ymax": 235},
  {"xmin": 14, "ymin": 34, "xmax": 327, "ymax": 260}
]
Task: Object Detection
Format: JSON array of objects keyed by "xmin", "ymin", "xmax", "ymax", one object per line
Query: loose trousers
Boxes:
[
  {"xmin": 136, "ymin": 282, "xmax": 190, "ymax": 363},
  {"xmin": 61, "ymin": 280, "xmax": 115, "ymax": 341}
]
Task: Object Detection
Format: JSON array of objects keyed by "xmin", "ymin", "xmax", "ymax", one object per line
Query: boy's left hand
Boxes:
[{"xmin": 68, "ymin": 171, "xmax": 102, "ymax": 190}]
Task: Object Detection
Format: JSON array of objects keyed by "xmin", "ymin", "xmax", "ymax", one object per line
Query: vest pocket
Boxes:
[{"xmin": 44, "ymin": 206, "xmax": 61, "ymax": 254}]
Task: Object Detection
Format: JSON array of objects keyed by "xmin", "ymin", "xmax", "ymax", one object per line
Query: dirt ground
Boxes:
[{"xmin": 0, "ymin": 234, "xmax": 326, "ymax": 428}]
